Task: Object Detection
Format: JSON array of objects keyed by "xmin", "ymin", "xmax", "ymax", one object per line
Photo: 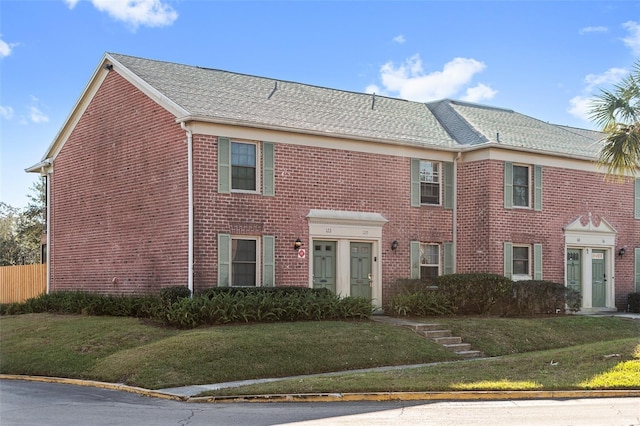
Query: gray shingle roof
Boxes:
[
  {"xmin": 429, "ymin": 100, "xmax": 603, "ymax": 158},
  {"xmin": 108, "ymin": 53, "xmax": 602, "ymax": 158},
  {"xmin": 109, "ymin": 53, "xmax": 457, "ymax": 149}
]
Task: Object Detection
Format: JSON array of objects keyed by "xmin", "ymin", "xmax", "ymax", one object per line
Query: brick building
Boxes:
[{"xmin": 28, "ymin": 53, "xmax": 640, "ymax": 312}]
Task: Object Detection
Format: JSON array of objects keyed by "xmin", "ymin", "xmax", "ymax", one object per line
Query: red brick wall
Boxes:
[
  {"xmin": 192, "ymin": 138, "xmax": 453, "ymax": 300},
  {"xmin": 49, "ymin": 72, "xmax": 188, "ymax": 294},
  {"xmin": 49, "ymin": 72, "xmax": 638, "ymax": 309},
  {"xmin": 457, "ymin": 159, "xmax": 639, "ymax": 309}
]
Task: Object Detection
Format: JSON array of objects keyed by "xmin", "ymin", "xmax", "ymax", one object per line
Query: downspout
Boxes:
[
  {"xmin": 181, "ymin": 123, "xmax": 194, "ymax": 295},
  {"xmin": 44, "ymin": 164, "xmax": 51, "ymax": 294},
  {"xmin": 452, "ymin": 151, "xmax": 461, "ymax": 273}
]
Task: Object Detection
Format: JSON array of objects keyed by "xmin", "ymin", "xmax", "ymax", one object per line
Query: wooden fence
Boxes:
[{"xmin": 0, "ymin": 264, "xmax": 47, "ymax": 303}]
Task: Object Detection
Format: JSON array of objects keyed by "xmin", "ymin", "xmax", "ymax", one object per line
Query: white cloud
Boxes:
[
  {"xmin": 0, "ymin": 37, "xmax": 16, "ymax": 58},
  {"xmin": 63, "ymin": 0, "xmax": 81, "ymax": 9},
  {"xmin": 371, "ymin": 55, "xmax": 494, "ymax": 102},
  {"xmin": 393, "ymin": 34, "xmax": 406, "ymax": 44},
  {"xmin": 461, "ymin": 83, "xmax": 498, "ymax": 103},
  {"xmin": 0, "ymin": 105, "xmax": 14, "ymax": 120},
  {"xmin": 29, "ymin": 106, "xmax": 49, "ymax": 123},
  {"xmin": 66, "ymin": 0, "xmax": 178, "ymax": 29},
  {"xmin": 567, "ymin": 67, "xmax": 629, "ymax": 122},
  {"xmin": 622, "ymin": 21, "xmax": 640, "ymax": 56},
  {"xmin": 579, "ymin": 26, "xmax": 608, "ymax": 35},
  {"xmin": 583, "ymin": 67, "xmax": 628, "ymax": 91},
  {"xmin": 567, "ymin": 95, "xmax": 592, "ymax": 122}
]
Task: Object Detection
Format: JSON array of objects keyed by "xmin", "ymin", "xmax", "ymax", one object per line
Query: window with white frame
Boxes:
[
  {"xmin": 512, "ymin": 245, "xmax": 530, "ymax": 278},
  {"xmin": 420, "ymin": 243, "xmax": 440, "ymax": 279},
  {"xmin": 512, "ymin": 165, "xmax": 530, "ymax": 207},
  {"xmin": 420, "ymin": 161, "xmax": 441, "ymax": 205},
  {"xmin": 231, "ymin": 141, "xmax": 257, "ymax": 191},
  {"xmin": 232, "ymin": 237, "xmax": 258, "ymax": 286}
]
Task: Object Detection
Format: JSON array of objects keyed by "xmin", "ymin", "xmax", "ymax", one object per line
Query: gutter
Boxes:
[{"xmin": 181, "ymin": 123, "xmax": 194, "ymax": 296}]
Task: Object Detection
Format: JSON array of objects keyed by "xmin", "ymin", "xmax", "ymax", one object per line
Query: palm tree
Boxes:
[{"xmin": 589, "ymin": 61, "xmax": 640, "ymax": 179}]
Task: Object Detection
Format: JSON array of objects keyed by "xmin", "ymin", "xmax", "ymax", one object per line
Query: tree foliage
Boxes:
[
  {"xmin": 0, "ymin": 179, "xmax": 45, "ymax": 265},
  {"xmin": 589, "ymin": 61, "xmax": 640, "ymax": 178}
]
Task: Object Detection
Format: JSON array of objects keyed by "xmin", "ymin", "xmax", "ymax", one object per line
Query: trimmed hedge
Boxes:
[{"xmin": 386, "ymin": 274, "xmax": 582, "ymax": 317}]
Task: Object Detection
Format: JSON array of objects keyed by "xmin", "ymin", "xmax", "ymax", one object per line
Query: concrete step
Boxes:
[
  {"xmin": 455, "ymin": 350, "xmax": 484, "ymax": 359},
  {"xmin": 418, "ymin": 329, "xmax": 452, "ymax": 338},
  {"xmin": 443, "ymin": 343, "xmax": 472, "ymax": 352},
  {"xmin": 407, "ymin": 323, "xmax": 444, "ymax": 332},
  {"xmin": 432, "ymin": 336, "xmax": 462, "ymax": 345}
]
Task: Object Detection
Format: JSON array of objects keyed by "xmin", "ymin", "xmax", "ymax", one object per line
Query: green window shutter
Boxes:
[
  {"xmin": 635, "ymin": 178, "xmax": 640, "ymax": 219},
  {"xmin": 262, "ymin": 235, "xmax": 275, "ymax": 287},
  {"xmin": 410, "ymin": 241, "xmax": 420, "ymax": 278},
  {"xmin": 504, "ymin": 162, "xmax": 513, "ymax": 209},
  {"xmin": 410, "ymin": 158, "xmax": 421, "ymax": 207},
  {"xmin": 218, "ymin": 233, "xmax": 231, "ymax": 286},
  {"xmin": 504, "ymin": 242, "xmax": 513, "ymax": 279},
  {"xmin": 262, "ymin": 142, "xmax": 275, "ymax": 197},
  {"xmin": 443, "ymin": 161, "xmax": 454, "ymax": 210},
  {"xmin": 443, "ymin": 242, "xmax": 454, "ymax": 275},
  {"xmin": 635, "ymin": 248, "xmax": 640, "ymax": 292},
  {"xmin": 217, "ymin": 137, "xmax": 231, "ymax": 193},
  {"xmin": 533, "ymin": 243, "xmax": 543, "ymax": 280},
  {"xmin": 534, "ymin": 165, "xmax": 543, "ymax": 211}
]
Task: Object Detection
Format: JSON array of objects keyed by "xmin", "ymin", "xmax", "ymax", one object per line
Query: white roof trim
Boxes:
[{"xmin": 306, "ymin": 209, "xmax": 388, "ymax": 227}]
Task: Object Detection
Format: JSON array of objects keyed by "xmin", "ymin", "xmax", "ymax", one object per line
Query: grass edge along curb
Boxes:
[{"xmin": 2, "ymin": 374, "xmax": 639, "ymax": 404}]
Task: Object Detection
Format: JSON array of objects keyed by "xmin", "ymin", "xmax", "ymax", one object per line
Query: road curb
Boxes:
[
  {"xmin": 3, "ymin": 375, "xmax": 639, "ymax": 403},
  {"xmin": 192, "ymin": 389, "xmax": 640, "ymax": 403},
  {"xmin": 0, "ymin": 374, "xmax": 187, "ymax": 401}
]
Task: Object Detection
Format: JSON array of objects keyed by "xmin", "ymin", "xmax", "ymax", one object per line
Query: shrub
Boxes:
[
  {"xmin": 384, "ymin": 280, "xmax": 453, "ymax": 317},
  {"xmin": 510, "ymin": 280, "xmax": 581, "ymax": 315},
  {"xmin": 628, "ymin": 293, "xmax": 640, "ymax": 313},
  {"xmin": 159, "ymin": 286, "xmax": 192, "ymax": 304},
  {"xmin": 435, "ymin": 273, "xmax": 513, "ymax": 315},
  {"xmin": 0, "ymin": 291, "xmax": 163, "ymax": 318}
]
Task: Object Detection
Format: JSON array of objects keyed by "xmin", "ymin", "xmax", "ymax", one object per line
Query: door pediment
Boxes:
[{"xmin": 564, "ymin": 214, "xmax": 617, "ymax": 246}]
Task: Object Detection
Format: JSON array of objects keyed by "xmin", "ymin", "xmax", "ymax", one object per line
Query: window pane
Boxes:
[
  {"xmin": 513, "ymin": 246, "xmax": 529, "ymax": 275},
  {"xmin": 420, "ymin": 244, "xmax": 439, "ymax": 266},
  {"xmin": 232, "ymin": 239, "xmax": 257, "ymax": 286},
  {"xmin": 419, "ymin": 161, "xmax": 440, "ymax": 204},
  {"xmin": 420, "ymin": 266, "xmax": 439, "ymax": 280},
  {"xmin": 231, "ymin": 142, "xmax": 256, "ymax": 190},
  {"xmin": 512, "ymin": 165, "xmax": 529, "ymax": 207}
]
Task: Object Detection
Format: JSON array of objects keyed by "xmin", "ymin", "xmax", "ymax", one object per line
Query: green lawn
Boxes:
[{"xmin": 1, "ymin": 313, "xmax": 638, "ymax": 394}]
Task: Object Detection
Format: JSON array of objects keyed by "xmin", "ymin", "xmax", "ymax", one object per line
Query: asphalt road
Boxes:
[{"xmin": 1, "ymin": 380, "xmax": 639, "ymax": 426}]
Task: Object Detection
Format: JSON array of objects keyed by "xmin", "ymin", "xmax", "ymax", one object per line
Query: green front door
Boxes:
[
  {"xmin": 592, "ymin": 250, "xmax": 606, "ymax": 307},
  {"xmin": 567, "ymin": 249, "xmax": 581, "ymax": 296},
  {"xmin": 350, "ymin": 242, "xmax": 372, "ymax": 299},
  {"xmin": 313, "ymin": 241, "xmax": 336, "ymax": 293}
]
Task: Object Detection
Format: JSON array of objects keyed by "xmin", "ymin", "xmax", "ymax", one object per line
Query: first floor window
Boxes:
[
  {"xmin": 231, "ymin": 141, "xmax": 257, "ymax": 191},
  {"xmin": 420, "ymin": 161, "xmax": 441, "ymax": 205},
  {"xmin": 512, "ymin": 245, "xmax": 530, "ymax": 276},
  {"xmin": 420, "ymin": 244, "xmax": 440, "ymax": 279},
  {"xmin": 232, "ymin": 238, "xmax": 257, "ymax": 286}
]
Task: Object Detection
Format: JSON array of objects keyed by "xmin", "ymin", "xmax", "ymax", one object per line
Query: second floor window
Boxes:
[
  {"xmin": 231, "ymin": 142, "xmax": 257, "ymax": 191},
  {"xmin": 420, "ymin": 161, "xmax": 440, "ymax": 205},
  {"xmin": 512, "ymin": 165, "xmax": 530, "ymax": 207}
]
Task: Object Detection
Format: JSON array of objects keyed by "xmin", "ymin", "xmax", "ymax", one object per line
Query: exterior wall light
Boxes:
[
  {"xmin": 391, "ymin": 240, "xmax": 399, "ymax": 251},
  {"xmin": 294, "ymin": 238, "xmax": 303, "ymax": 251},
  {"xmin": 618, "ymin": 247, "xmax": 626, "ymax": 257}
]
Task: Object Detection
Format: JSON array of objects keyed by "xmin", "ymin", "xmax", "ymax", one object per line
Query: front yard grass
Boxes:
[{"xmin": 1, "ymin": 313, "xmax": 638, "ymax": 393}]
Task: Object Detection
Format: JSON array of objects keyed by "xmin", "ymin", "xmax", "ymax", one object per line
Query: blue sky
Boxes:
[{"xmin": 1, "ymin": 0, "xmax": 639, "ymax": 209}]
